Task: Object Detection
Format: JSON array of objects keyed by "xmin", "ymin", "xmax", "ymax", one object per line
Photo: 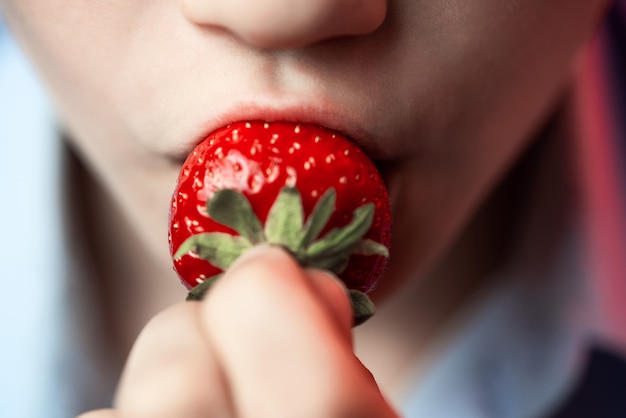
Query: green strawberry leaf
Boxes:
[
  {"xmin": 264, "ymin": 187, "xmax": 304, "ymax": 251},
  {"xmin": 207, "ymin": 189, "xmax": 265, "ymax": 244},
  {"xmin": 353, "ymin": 239, "xmax": 390, "ymax": 258},
  {"xmin": 174, "ymin": 232, "xmax": 252, "ymax": 270},
  {"xmin": 349, "ymin": 290, "xmax": 375, "ymax": 326},
  {"xmin": 305, "ymin": 203, "xmax": 375, "ymax": 260},
  {"xmin": 302, "ymin": 248, "xmax": 353, "ymax": 274},
  {"xmin": 300, "ymin": 188, "xmax": 336, "ymax": 250},
  {"xmin": 186, "ymin": 274, "xmax": 222, "ymax": 301}
]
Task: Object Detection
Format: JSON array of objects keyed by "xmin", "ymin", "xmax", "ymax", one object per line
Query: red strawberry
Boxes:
[{"xmin": 168, "ymin": 121, "xmax": 391, "ymax": 324}]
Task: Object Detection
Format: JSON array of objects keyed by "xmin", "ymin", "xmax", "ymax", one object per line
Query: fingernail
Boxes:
[
  {"xmin": 308, "ymin": 269, "xmax": 348, "ymax": 292},
  {"xmin": 187, "ymin": 245, "xmax": 283, "ymax": 301},
  {"xmin": 306, "ymin": 269, "xmax": 355, "ymax": 334}
]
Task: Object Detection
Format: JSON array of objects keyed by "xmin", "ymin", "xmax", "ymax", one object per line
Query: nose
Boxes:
[{"xmin": 181, "ymin": 0, "xmax": 387, "ymax": 49}]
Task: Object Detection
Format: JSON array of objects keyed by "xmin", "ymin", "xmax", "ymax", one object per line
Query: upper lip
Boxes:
[{"xmin": 180, "ymin": 98, "xmax": 387, "ymax": 162}]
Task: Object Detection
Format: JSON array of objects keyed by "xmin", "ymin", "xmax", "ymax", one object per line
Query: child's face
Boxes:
[{"xmin": 1, "ymin": 0, "xmax": 609, "ymax": 293}]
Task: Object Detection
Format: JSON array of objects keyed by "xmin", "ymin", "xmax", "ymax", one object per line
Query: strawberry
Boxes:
[{"xmin": 168, "ymin": 121, "xmax": 391, "ymax": 325}]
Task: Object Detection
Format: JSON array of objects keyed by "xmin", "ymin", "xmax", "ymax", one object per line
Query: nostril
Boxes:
[{"xmin": 181, "ymin": 0, "xmax": 387, "ymax": 49}]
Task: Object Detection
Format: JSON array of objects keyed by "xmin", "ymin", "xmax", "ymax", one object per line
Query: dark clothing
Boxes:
[{"xmin": 550, "ymin": 348, "xmax": 626, "ymax": 418}]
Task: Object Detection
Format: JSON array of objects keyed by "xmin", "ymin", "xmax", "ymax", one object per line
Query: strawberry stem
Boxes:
[
  {"xmin": 177, "ymin": 186, "xmax": 389, "ymax": 326},
  {"xmin": 208, "ymin": 189, "xmax": 265, "ymax": 244},
  {"xmin": 186, "ymin": 274, "xmax": 222, "ymax": 301},
  {"xmin": 264, "ymin": 187, "xmax": 305, "ymax": 249},
  {"xmin": 349, "ymin": 290, "xmax": 375, "ymax": 326},
  {"xmin": 299, "ymin": 188, "xmax": 336, "ymax": 249}
]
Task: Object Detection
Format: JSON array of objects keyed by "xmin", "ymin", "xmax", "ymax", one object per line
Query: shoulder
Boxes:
[{"xmin": 548, "ymin": 346, "xmax": 626, "ymax": 418}]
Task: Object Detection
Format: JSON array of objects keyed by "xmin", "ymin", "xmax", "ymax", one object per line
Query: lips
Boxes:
[
  {"xmin": 179, "ymin": 100, "xmax": 391, "ymax": 164},
  {"xmin": 159, "ymin": 95, "xmax": 405, "ymax": 220}
]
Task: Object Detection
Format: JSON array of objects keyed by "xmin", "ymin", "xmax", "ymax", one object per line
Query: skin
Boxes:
[{"xmin": 0, "ymin": 0, "xmax": 611, "ymax": 416}]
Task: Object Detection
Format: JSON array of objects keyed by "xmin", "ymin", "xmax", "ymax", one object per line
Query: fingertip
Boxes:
[
  {"xmin": 305, "ymin": 269, "xmax": 353, "ymax": 339},
  {"xmin": 198, "ymin": 244, "xmax": 308, "ymax": 339},
  {"xmin": 206, "ymin": 245, "xmax": 354, "ymax": 339},
  {"xmin": 227, "ymin": 243, "xmax": 293, "ymax": 272}
]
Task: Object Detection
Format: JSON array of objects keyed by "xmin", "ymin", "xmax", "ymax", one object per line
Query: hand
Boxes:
[{"xmin": 78, "ymin": 246, "xmax": 399, "ymax": 418}]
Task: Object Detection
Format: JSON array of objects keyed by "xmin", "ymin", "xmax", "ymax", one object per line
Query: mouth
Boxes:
[
  {"xmin": 164, "ymin": 102, "xmax": 406, "ymax": 242},
  {"xmin": 175, "ymin": 100, "xmax": 393, "ymax": 164},
  {"xmin": 162, "ymin": 99, "xmax": 406, "ymax": 205}
]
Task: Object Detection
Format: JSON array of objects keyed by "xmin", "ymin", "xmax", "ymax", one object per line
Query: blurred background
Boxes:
[{"xmin": 0, "ymin": 17, "xmax": 72, "ymax": 418}]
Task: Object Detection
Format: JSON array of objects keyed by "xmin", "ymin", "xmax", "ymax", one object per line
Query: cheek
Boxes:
[
  {"xmin": 373, "ymin": 0, "xmax": 609, "ymax": 288},
  {"xmin": 396, "ymin": 0, "xmax": 607, "ymax": 149},
  {"xmin": 2, "ymin": 1, "xmax": 150, "ymax": 141}
]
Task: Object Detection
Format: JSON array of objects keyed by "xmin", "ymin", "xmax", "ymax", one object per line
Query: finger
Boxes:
[
  {"xmin": 201, "ymin": 246, "xmax": 397, "ymax": 418},
  {"xmin": 114, "ymin": 302, "xmax": 233, "ymax": 418},
  {"xmin": 304, "ymin": 268, "xmax": 353, "ymax": 344}
]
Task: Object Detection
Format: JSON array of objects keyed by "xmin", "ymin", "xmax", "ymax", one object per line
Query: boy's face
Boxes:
[{"xmin": 0, "ymin": 0, "xmax": 609, "ymax": 293}]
